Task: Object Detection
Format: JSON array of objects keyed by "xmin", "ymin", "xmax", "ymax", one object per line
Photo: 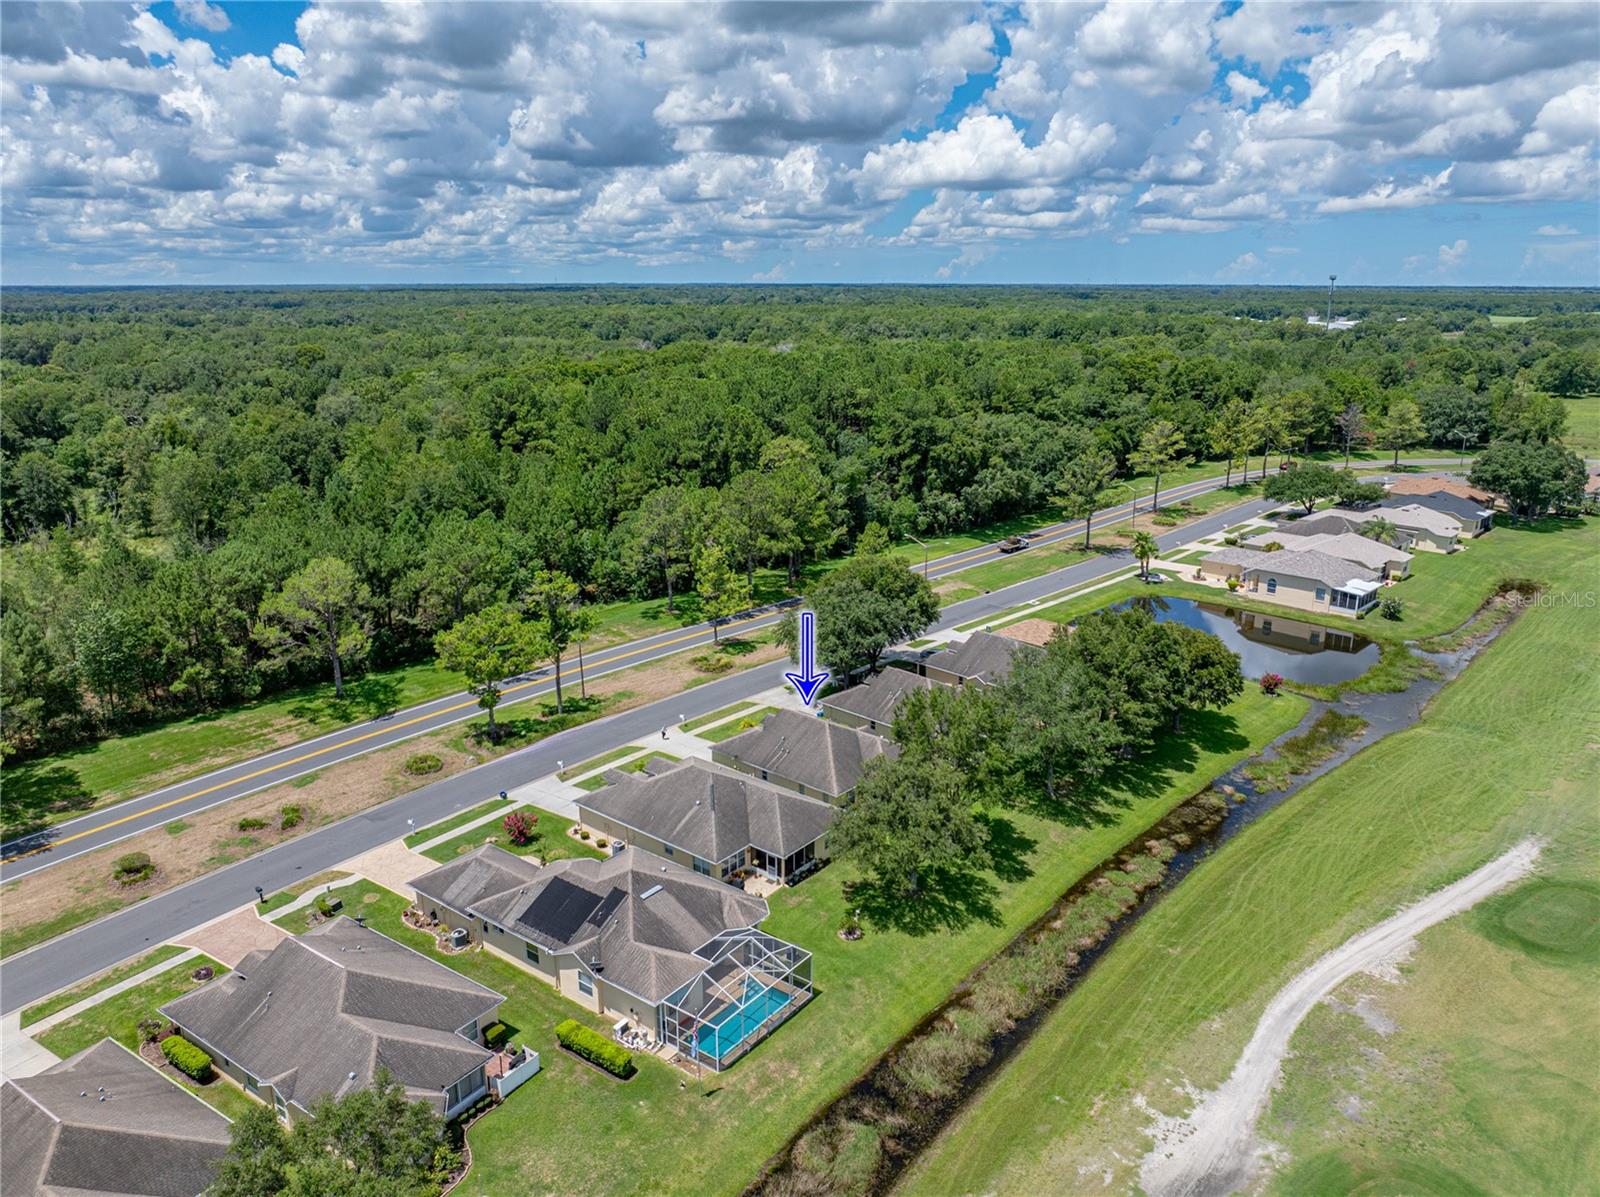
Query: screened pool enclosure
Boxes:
[{"xmin": 658, "ymin": 928, "xmax": 813, "ymax": 1069}]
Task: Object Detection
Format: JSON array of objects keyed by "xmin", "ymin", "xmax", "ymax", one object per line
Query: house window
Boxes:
[
  {"xmin": 481, "ymin": 920, "xmax": 488, "ymax": 934},
  {"xmin": 1310, "ymin": 631, "xmax": 1321, "ymax": 645},
  {"xmin": 245, "ymin": 1074, "xmax": 260, "ymax": 1093},
  {"xmin": 274, "ymin": 1092, "xmax": 288, "ymax": 1120},
  {"xmin": 525, "ymin": 944, "xmax": 540, "ymax": 965},
  {"xmin": 1266, "ymin": 578, "xmax": 1278, "ymax": 594},
  {"xmin": 760, "ymin": 769, "xmax": 769, "ymax": 780},
  {"xmin": 664, "ymin": 844, "xmax": 674, "ymax": 856},
  {"xmin": 1262, "ymin": 620, "xmax": 1272, "ymax": 635},
  {"xmin": 692, "ymin": 857, "xmax": 711, "ymax": 876},
  {"xmin": 577, "ymin": 970, "xmax": 594, "ymax": 997},
  {"xmin": 1315, "ymin": 587, "xmax": 1326, "ymax": 602}
]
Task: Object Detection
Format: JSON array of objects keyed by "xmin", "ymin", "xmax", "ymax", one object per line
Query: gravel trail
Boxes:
[{"xmin": 1139, "ymin": 838, "xmax": 1542, "ymax": 1197}]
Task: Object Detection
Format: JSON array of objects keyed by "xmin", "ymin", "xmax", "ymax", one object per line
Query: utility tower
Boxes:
[{"xmin": 1327, "ymin": 274, "xmax": 1337, "ymax": 324}]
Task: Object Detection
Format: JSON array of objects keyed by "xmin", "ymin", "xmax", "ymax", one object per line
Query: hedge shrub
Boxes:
[
  {"xmin": 238, "ymin": 816, "xmax": 269, "ymax": 831},
  {"xmin": 279, "ymin": 804, "xmax": 303, "ymax": 830},
  {"xmin": 405, "ymin": 753, "xmax": 444, "ymax": 776},
  {"xmin": 483, "ymin": 1021, "xmax": 512, "ymax": 1050},
  {"xmin": 555, "ymin": 1019, "xmax": 635, "ymax": 1079},
  {"xmin": 112, "ymin": 852, "xmax": 155, "ymax": 886},
  {"xmin": 161, "ymin": 1035, "xmax": 214, "ymax": 1081}
]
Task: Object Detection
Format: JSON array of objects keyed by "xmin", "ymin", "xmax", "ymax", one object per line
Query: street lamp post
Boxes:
[{"xmin": 907, "ymin": 534, "xmax": 930, "ymax": 576}]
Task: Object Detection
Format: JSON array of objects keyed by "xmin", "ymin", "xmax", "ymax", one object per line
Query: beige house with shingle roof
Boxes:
[
  {"xmin": 820, "ymin": 668, "xmax": 932, "ymax": 733},
  {"xmin": 409, "ymin": 845, "xmax": 813, "ymax": 1071},
  {"xmin": 923, "ymin": 630, "xmax": 1039, "ymax": 687},
  {"xmin": 1245, "ymin": 530, "xmax": 1412, "ymax": 578},
  {"xmin": 1198, "ymin": 547, "xmax": 1383, "ymax": 616},
  {"xmin": 161, "ymin": 918, "xmax": 502, "ymax": 1123},
  {"xmin": 1, "ymin": 1038, "xmax": 232, "ymax": 1197}
]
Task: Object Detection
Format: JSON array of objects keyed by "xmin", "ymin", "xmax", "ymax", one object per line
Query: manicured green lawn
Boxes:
[
  {"xmin": 615, "ymin": 750, "xmax": 682, "ymax": 772},
  {"xmin": 900, "ymin": 539, "xmax": 1600, "ymax": 1197},
  {"xmin": 1, "ymin": 898, "xmax": 122, "ymax": 960},
  {"xmin": 33, "ymin": 954, "xmax": 227, "ymax": 1057},
  {"xmin": 1561, "ymin": 396, "xmax": 1600, "ymax": 455},
  {"xmin": 697, "ymin": 707, "xmax": 780, "ymax": 743},
  {"xmin": 681, "ymin": 702, "xmax": 757, "ymax": 733},
  {"xmin": 418, "ymin": 811, "xmax": 604, "ymax": 866},
  {"xmin": 556, "ymin": 745, "xmax": 648, "ymax": 781},
  {"xmin": 458, "ymin": 686, "xmax": 1306, "ymax": 1197},
  {"xmin": 270, "ymin": 878, "xmax": 398, "ymax": 931},
  {"xmin": 404, "ymin": 799, "xmax": 512, "ymax": 847},
  {"xmin": 255, "ymin": 869, "xmax": 352, "ymax": 914},
  {"xmin": 21, "ymin": 944, "xmax": 189, "ymax": 1027}
]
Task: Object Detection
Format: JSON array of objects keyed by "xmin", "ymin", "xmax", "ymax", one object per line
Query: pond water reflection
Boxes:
[{"xmin": 1103, "ymin": 596, "xmax": 1380, "ymax": 683}]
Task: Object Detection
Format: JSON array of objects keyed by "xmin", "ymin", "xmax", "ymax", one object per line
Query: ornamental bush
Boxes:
[
  {"xmin": 238, "ymin": 816, "xmax": 269, "ymax": 831},
  {"xmin": 161, "ymin": 1034, "xmax": 214, "ymax": 1081},
  {"xmin": 555, "ymin": 1018, "xmax": 635, "ymax": 1078},
  {"xmin": 279, "ymin": 804, "xmax": 303, "ymax": 830},
  {"xmin": 405, "ymin": 753, "xmax": 444, "ymax": 776},
  {"xmin": 1259, "ymin": 673, "xmax": 1284, "ymax": 696},
  {"xmin": 502, "ymin": 810, "xmax": 537, "ymax": 846},
  {"xmin": 112, "ymin": 852, "xmax": 155, "ymax": 886},
  {"xmin": 1379, "ymin": 596, "xmax": 1405, "ymax": 621}
]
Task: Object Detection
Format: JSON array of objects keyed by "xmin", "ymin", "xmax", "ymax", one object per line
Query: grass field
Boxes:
[
  {"xmin": 698, "ymin": 706, "xmax": 781, "ymax": 743},
  {"xmin": 1562, "ymin": 396, "xmax": 1600, "ymax": 455},
  {"xmin": 32, "ymin": 952, "xmax": 256, "ymax": 1121},
  {"xmin": 403, "ymin": 798, "xmax": 512, "ymax": 847},
  {"xmin": 417, "ymin": 810, "xmax": 604, "ymax": 866},
  {"xmin": 451, "ymin": 686, "xmax": 1306, "ymax": 1197},
  {"xmin": 900, "ymin": 530, "xmax": 1600, "ymax": 1197},
  {"xmin": 20, "ymin": 943, "xmax": 189, "ymax": 1027}
]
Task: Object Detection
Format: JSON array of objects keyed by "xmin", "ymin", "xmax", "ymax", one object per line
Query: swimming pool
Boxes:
[{"xmin": 694, "ymin": 981, "xmax": 794, "ymax": 1061}]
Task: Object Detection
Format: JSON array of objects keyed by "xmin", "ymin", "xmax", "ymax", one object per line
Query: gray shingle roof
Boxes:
[
  {"xmin": 159, "ymin": 919, "xmax": 499, "ymax": 1115},
  {"xmin": 1376, "ymin": 491, "xmax": 1489, "ymax": 523},
  {"xmin": 577, "ymin": 759, "xmax": 835, "ymax": 864},
  {"xmin": 1, "ymin": 1038, "xmax": 231, "ymax": 1197},
  {"xmin": 1200, "ymin": 547, "xmax": 1380, "ymax": 589},
  {"xmin": 932, "ymin": 630, "xmax": 1040, "ymax": 685},
  {"xmin": 1244, "ymin": 531, "xmax": 1411, "ymax": 570},
  {"xmin": 410, "ymin": 843, "xmax": 543, "ymax": 916},
  {"xmin": 820, "ymin": 668, "xmax": 932, "ymax": 726},
  {"xmin": 446, "ymin": 846, "xmax": 769, "ymax": 1004},
  {"xmin": 715, "ymin": 708, "xmax": 896, "ymax": 798},
  {"xmin": 1271, "ymin": 513, "xmax": 1369, "ymax": 539}
]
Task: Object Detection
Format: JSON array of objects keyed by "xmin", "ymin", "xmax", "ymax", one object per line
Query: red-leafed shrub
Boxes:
[
  {"xmin": 1259, "ymin": 673, "xmax": 1284, "ymax": 696},
  {"xmin": 503, "ymin": 810, "xmax": 538, "ymax": 846}
]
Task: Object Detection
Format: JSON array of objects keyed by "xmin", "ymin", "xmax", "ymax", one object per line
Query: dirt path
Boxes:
[{"xmin": 1139, "ymin": 837, "xmax": 1542, "ymax": 1197}]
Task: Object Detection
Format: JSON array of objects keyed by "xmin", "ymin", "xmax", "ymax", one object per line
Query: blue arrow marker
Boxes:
[{"xmin": 785, "ymin": 610, "xmax": 830, "ymax": 707}]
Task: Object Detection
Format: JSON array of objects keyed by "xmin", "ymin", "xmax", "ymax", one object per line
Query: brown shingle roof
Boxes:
[
  {"xmin": 160, "ymin": 919, "xmax": 500, "ymax": 1116},
  {"xmin": 1, "ymin": 1038, "xmax": 231, "ymax": 1197},
  {"xmin": 715, "ymin": 709, "xmax": 896, "ymax": 798},
  {"xmin": 995, "ymin": 618, "xmax": 1059, "ymax": 647},
  {"xmin": 819, "ymin": 668, "xmax": 932, "ymax": 726},
  {"xmin": 577, "ymin": 759, "xmax": 835, "ymax": 865},
  {"xmin": 932, "ymin": 630, "xmax": 1040, "ymax": 685},
  {"xmin": 1385, "ymin": 475, "xmax": 1492, "ymax": 504}
]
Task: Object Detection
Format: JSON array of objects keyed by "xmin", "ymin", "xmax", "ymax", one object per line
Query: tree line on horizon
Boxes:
[{"xmin": 2, "ymin": 286, "xmax": 1595, "ymax": 760}]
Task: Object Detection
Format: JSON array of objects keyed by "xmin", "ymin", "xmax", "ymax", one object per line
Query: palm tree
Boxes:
[
  {"xmin": 1130, "ymin": 531, "xmax": 1159, "ymax": 579},
  {"xmin": 1360, "ymin": 517, "xmax": 1398, "ymax": 547}
]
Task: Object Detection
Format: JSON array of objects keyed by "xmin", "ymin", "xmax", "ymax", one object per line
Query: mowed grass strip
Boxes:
[
  {"xmin": 403, "ymin": 798, "xmax": 511, "ymax": 847},
  {"xmin": 21, "ymin": 943, "xmax": 189, "ymax": 1027},
  {"xmin": 418, "ymin": 811, "xmax": 604, "ymax": 866},
  {"xmin": 681, "ymin": 702, "xmax": 758, "ymax": 733},
  {"xmin": 459, "ymin": 686, "xmax": 1306, "ymax": 1197},
  {"xmin": 697, "ymin": 707, "xmax": 781, "ymax": 743},
  {"xmin": 900, "ymin": 522, "xmax": 1600, "ymax": 1197},
  {"xmin": 556, "ymin": 745, "xmax": 649, "ymax": 781}
]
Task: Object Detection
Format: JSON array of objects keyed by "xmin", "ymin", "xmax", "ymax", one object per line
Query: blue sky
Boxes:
[{"xmin": 3, "ymin": 1, "xmax": 1596, "ymax": 286}]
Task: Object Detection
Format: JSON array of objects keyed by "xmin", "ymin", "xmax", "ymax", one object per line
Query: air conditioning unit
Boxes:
[{"xmin": 449, "ymin": 927, "xmax": 470, "ymax": 948}]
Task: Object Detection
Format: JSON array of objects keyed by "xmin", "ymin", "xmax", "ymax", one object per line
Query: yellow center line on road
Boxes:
[
  {"xmin": 6, "ymin": 472, "xmax": 1243, "ymax": 864},
  {"xmin": 2, "ymin": 603, "xmax": 781, "ymax": 863}
]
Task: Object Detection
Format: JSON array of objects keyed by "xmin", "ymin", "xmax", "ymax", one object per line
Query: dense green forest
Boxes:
[{"xmin": 3, "ymin": 285, "xmax": 1596, "ymax": 760}]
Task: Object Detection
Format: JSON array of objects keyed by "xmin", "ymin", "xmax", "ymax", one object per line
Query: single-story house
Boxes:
[
  {"xmin": 1245, "ymin": 530, "xmax": 1412, "ymax": 578},
  {"xmin": 1198, "ymin": 547, "xmax": 1384, "ymax": 616},
  {"xmin": 1231, "ymin": 609, "xmax": 1374, "ymax": 656},
  {"xmin": 1, "ymin": 1038, "xmax": 232, "ymax": 1197},
  {"xmin": 712, "ymin": 708, "xmax": 896, "ymax": 803},
  {"xmin": 1386, "ymin": 475, "xmax": 1494, "ymax": 506},
  {"xmin": 819, "ymin": 667, "xmax": 932, "ymax": 733},
  {"xmin": 1270, "ymin": 512, "xmax": 1370, "ymax": 539},
  {"xmin": 1337, "ymin": 504, "xmax": 1462, "ymax": 553},
  {"xmin": 409, "ymin": 845, "xmax": 812, "ymax": 1071},
  {"xmin": 161, "ymin": 918, "xmax": 503, "ymax": 1123},
  {"xmin": 923, "ymin": 630, "xmax": 1040, "ymax": 687},
  {"xmin": 1377, "ymin": 491, "xmax": 1492, "ymax": 536},
  {"xmin": 576, "ymin": 759, "xmax": 836, "ymax": 885}
]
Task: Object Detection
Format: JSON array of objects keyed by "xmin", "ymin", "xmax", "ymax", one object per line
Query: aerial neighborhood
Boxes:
[{"xmin": 2, "ymin": 64, "xmax": 1596, "ymax": 1189}]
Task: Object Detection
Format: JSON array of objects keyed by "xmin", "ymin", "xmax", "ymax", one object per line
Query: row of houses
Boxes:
[
  {"xmin": 1194, "ymin": 479, "xmax": 1494, "ymax": 618},
  {"xmin": 0, "ymin": 620, "xmax": 1047, "ymax": 1196}
]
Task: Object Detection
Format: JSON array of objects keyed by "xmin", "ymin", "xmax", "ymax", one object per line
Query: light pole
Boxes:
[{"xmin": 907, "ymin": 534, "xmax": 930, "ymax": 576}]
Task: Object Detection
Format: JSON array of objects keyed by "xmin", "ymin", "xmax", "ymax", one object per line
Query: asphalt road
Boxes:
[
  {"xmin": 0, "ymin": 489, "xmax": 1286, "ymax": 1014},
  {"xmin": 0, "ymin": 468, "xmax": 1256, "ymax": 880}
]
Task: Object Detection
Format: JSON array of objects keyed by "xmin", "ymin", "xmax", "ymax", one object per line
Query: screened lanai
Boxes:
[{"xmin": 658, "ymin": 928, "xmax": 813, "ymax": 1070}]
